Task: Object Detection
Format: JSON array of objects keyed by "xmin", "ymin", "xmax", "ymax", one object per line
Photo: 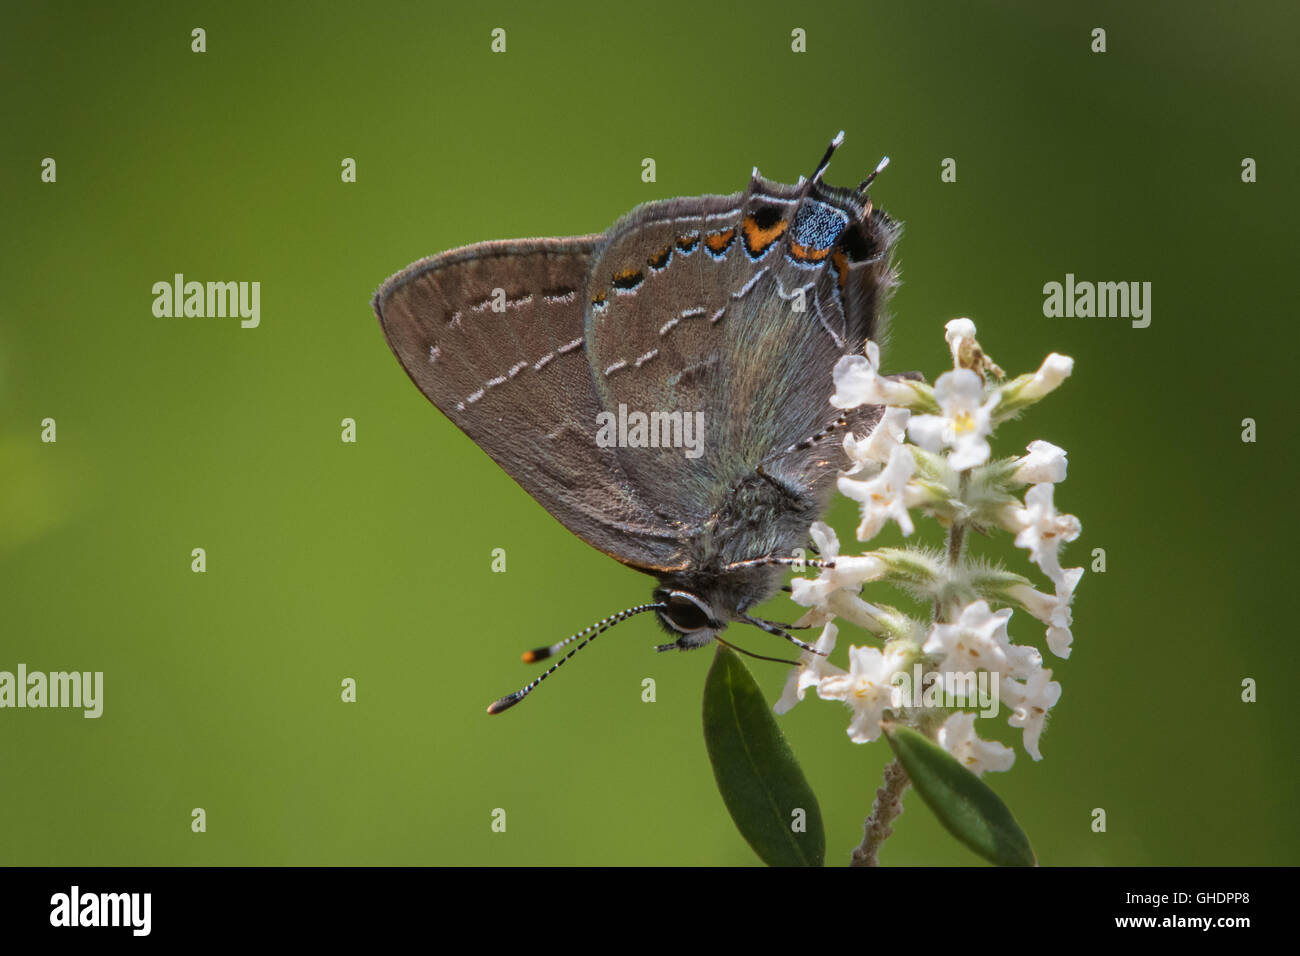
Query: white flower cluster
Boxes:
[{"xmin": 775, "ymin": 319, "xmax": 1082, "ymax": 775}]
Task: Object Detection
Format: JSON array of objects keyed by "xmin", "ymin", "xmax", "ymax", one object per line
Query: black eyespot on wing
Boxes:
[
  {"xmin": 612, "ymin": 268, "xmax": 644, "ymax": 291},
  {"xmin": 836, "ymin": 219, "xmax": 882, "ymax": 263},
  {"xmin": 752, "ymin": 204, "xmax": 783, "ymax": 230},
  {"xmin": 648, "ymin": 246, "xmax": 672, "ymax": 271}
]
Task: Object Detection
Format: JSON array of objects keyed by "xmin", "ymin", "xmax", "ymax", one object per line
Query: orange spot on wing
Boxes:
[
  {"xmin": 742, "ymin": 215, "xmax": 788, "ymax": 256},
  {"xmin": 612, "ymin": 267, "xmax": 644, "ymax": 290},
  {"xmin": 704, "ymin": 228, "xmax": 736, "ymax": 254},
  {"xmin": 832, "ymin": 249, "xmax": 849, "ymax": 291},
  {"xmin": 789, "ymin": 241, "xmax": 831, "ymax": 262}
]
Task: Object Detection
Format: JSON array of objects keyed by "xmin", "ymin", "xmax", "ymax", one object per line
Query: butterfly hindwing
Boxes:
[{"xmin": 583, "ymin": 173, "xmax": 899, "ymax": 534}]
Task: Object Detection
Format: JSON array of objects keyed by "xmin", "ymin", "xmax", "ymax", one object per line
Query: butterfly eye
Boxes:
[{"xmin": 658, "ymin": 590, "xmax": 718, "ymax": 633}]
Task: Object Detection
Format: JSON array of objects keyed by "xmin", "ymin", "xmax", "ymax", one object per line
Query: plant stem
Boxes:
[
  {"xmin": 850, "ymin": 758, "xmax": 911, "ymax": 867},
  {"xmin": 858, "ymin": 470, "xmax": 972, "ymax": 867},
  {"xmin": 933, "ymin": 469, "xmax": 971, "ymax": 624},
  {"xmin": 946, "ymin": 514, "xmax": 967, "ymax": 567}
]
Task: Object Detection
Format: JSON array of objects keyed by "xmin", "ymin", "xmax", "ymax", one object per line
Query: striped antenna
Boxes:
[
  {"xmin": 858, "ymin": 155, "xmax": 890, "ymax": 192},
  {"xmin": 486, "ymin": 603, "xmax": 666, "ymax": 714},
  {"xmin": 812, "ymin": 130, "xmax": 846, "ymax": 183}
]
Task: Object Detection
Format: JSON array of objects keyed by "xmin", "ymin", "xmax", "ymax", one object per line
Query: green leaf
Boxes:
[
  {"xmin": 702, "ymin": 645, "xmax": 824, "ymax": 867},
  {"xmin": 885, "ymin": 725, "xmax": 1036, "ymax": 866}
]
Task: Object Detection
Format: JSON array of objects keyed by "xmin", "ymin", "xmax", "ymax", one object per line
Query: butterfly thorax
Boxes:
[{"xmin": 649, "ymin": 460, "xmax": 825, "ymax": 647}]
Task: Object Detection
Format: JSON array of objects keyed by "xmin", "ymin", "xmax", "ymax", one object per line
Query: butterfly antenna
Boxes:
[
  {"xmin": 812, "ymin": 130, "xmax": 846, "ymax": 184},
  {"xmin": 486, "ymin": 603, "xmax": 665, "ymax": 714},
  {"xmin": 858, "ymin": 155, "xmax": 890, "ymax": 192}
]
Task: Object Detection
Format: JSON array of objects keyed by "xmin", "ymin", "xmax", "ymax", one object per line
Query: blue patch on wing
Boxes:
[{"xmin": 791, "ymin": 201, "xmax": 849, "ymax": 250}]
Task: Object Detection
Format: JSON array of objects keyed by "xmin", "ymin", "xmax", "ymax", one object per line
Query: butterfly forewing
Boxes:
[{"xmin": 373, "ymin": 238, "xmax": 688, "ymax": 572}]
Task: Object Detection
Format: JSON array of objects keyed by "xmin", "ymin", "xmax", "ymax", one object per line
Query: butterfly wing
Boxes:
[
  {"xmin": 583, "ymin": 173, "xmax": 898, "ymax": 537},
  {"xmin": 373, "ymin": 238, "xmax": 689, "ymax": 573}
]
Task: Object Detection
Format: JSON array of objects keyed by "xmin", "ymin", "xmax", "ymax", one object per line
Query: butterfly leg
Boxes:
[
  {"xmin": 739, "ymin": 613, "xmax": 825, "ymax": 655},
  {"xmin": 655, "ymin": 628, "xmax": 720, "ymax": 653},
  {"xmin": 755, "ymin": 414, "xmax": 851, "ymax": 476},
  {"xmin": 752, "ymin": 616, "xmax": 813, "ymax": 631},
  {"xmin": 756, "ymin": 370, "xmax": 928, "ymax": 476},
  {"xmin": 725, "ymin": 555, "xmax": 835, "ymax": 573}
]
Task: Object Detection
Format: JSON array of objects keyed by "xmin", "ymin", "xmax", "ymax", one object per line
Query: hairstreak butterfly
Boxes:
[{"xmin": 373, "ymin": 133, "xmax": 898, "ymax": 713}]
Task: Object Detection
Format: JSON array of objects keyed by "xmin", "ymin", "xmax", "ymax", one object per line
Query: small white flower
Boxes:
[
  {"xmin": 809, "ymin": 520, "xmax": 838, "ymax": 558},
  {"xmin": 1002, "ymin": 483, "xmax": 1082, "ymax": 586},
  {"xmin": 1004, "ymin": 567, "xmax": 1084, "ymax": 658},
  {"xmin": 938, "ymin": 711, "xmax": 1016, "ymax": 775},
  {"xmin": 775, "ymin": 622, "xmax": 847, "ymax": 715},
  {"xmin": 792, "ymin": 605, "xmax": 835, "ymax": 630},
  {"xmin": 790, "ymin": 521, "xmax": 886, "ymax": 609},
  {"xmin": 843, "ymin": 407, "xmax": 910, "ymax": 475},
  {"xmin": 818, "ymin": 642, "xmax": 909, "ymax": 743},
  {"xmin": 906, "ymin": 369, "xmax": 1000, "ymax": 471},
  {"xmin": 1002, "ymin": 668, "xmax": 1062, "ymax": 760},
  {"xmin": 922, "ymin": 601, "xmax": 1016, "ymax": 688},
  {"xmin": 1016, "ymin": 353, "xmax": 1074, "ymax": 402},
  {"xmin": 1005, "ymin": 641, "xmax": 1045, "ymax": 681},
  {"xmin": 837, "ymin": 443, "xmax": 916, "ymax": 541},
  {"xmin": 824, "ymin": 590, "xmax": 897, "ymax": 634},
  {"xmin": 797, "ymin": 576, "xmax": 919, "ymax": 641},
  {"xmin": 831, "ymin": 342, "xmax": 920, "ymax": 409},
  {"xmin": 1013, "ymin": 440, "xmax": 1069, "ymax": 484}
]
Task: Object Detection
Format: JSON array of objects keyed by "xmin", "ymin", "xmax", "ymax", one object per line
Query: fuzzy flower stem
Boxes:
[
  {"xmin": 850, "ymin": 759, "xmax": 911, "ymax": 867},
  {"xmin": 935, "ymin": 469, "xmax": 971, "ymax": 625},
  {"xmin": 946, "ymin": 520, "xmax": 968, "ymax": 568},
  {"xmin": 857, "ymin": 474, "xmax": 972, "ymax": 866}
]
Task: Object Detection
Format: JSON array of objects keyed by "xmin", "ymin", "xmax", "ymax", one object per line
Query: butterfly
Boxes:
[{"xmin": 372, "ymin": 133, "xmax": 898, "ymax": 713}]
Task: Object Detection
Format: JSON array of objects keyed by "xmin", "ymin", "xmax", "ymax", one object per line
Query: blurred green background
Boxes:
[{"xmin": 2, "ymin": 0, "xmax": 1296, "ymax": 866}]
